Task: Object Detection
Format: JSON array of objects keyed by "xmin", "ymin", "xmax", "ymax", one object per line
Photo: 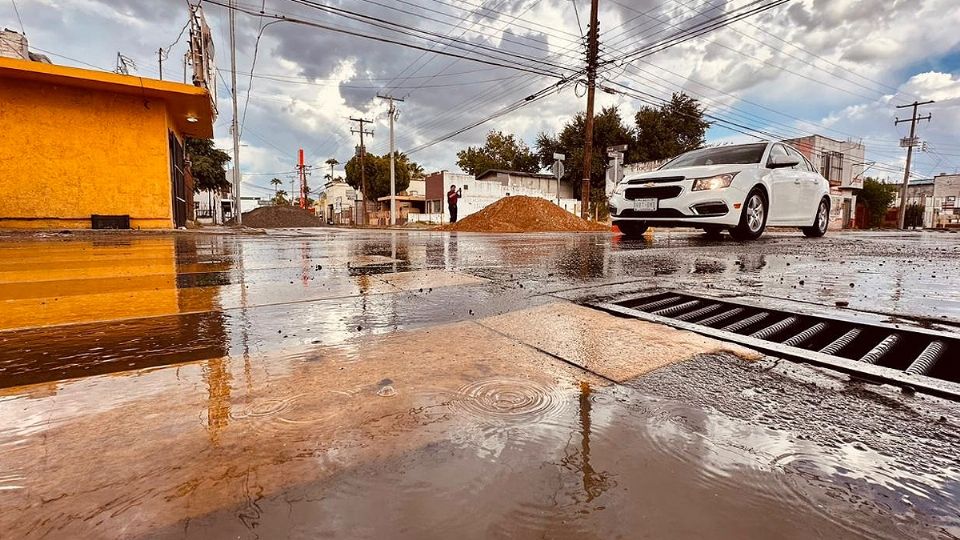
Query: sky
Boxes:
[{"xmin": 5, "ymin": 0, "xmax": 960, "ymax": 200}]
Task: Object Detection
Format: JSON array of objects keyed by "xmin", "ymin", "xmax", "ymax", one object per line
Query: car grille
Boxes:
[{"xmin": 624, "ymin": 186, "xmax": 683, "ymax": 201}]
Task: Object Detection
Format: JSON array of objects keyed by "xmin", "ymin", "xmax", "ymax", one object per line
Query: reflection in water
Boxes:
[
  {"xmin": 556, "ymin": 240, "xmax": 607, "ymax": 281},
  {"xmin": 425, "ymin": 236, "xmax": 444, "ymax": 268},
  {"xmin": 203, "ymin": 357, "xmax": 232, "ymax": 445},
  {"xmin": 737, "ymin": 253, "xmax": 767, "ymax": 272},
  {"xmin": 0, "ymin": 237, "xmax": 233, "ymax": 389},
  {"xmin": 447, "ymin": 233, "xmax": 458, "ymax": 269},
  {"xmin": 568, "ymin": 381, "xmax": 612, "ymax": 503}
]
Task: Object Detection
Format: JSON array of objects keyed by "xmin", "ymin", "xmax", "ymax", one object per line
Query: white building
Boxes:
[
  {"xmin": 317, "ymin": 180, "xmax": 360, "ymax": 225},
  {"xmin": 901, "ymin": 173, "xmax": 960, "ymax": 228},
  {"xmin": 420, "ymin": 169, "xmax": 579, "ymax": 224}
]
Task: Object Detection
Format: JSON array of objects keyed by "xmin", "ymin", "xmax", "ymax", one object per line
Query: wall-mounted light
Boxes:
[{"xmin": 186, "ymin": 115, "xmax": 199, "ymax": 123}]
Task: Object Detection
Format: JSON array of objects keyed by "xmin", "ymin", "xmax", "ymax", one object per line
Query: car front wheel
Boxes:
[
  {"xmin": 802, "ymin": 197, "xmax": 830, "ymax": 238},
  {"xmin": 730, "ymin": 189, "xmax": 767, "ymax": 240}
]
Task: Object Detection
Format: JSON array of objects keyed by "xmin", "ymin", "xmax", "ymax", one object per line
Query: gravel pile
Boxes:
[
  {"xmin": 439, "ymin": 196, "xmax": 608, "ymax": 233},
  {"xmin": 232, "ymin": 206, "xmax": 324, "ymax": 228}
]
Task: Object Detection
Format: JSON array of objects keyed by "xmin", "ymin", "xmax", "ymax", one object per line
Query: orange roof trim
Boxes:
[{"xmin": 0, "ymin": 56, "xmax": 215, "ymax": 138}]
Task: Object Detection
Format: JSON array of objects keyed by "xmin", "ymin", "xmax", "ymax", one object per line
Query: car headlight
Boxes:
[
  {"xmin": 691, "ymin": 172, "xmax": 738, "ymax": 191},
  {"xmin": 612, "ymin": 183, "xmax": 627, "ymax": 196}
]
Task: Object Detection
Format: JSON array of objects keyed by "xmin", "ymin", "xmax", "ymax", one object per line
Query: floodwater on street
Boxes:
[{"xmin": 0, "ymin": 229, "xmax": 958, "ymax": 539}]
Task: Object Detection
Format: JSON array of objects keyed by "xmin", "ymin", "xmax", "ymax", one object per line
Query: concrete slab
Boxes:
[{"xmin": 479, "ymin": 302, "xmax": 760, "ymax": 382}]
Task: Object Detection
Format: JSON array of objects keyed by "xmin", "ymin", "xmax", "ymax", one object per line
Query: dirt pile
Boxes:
[
  {"xmin": 439, "ymin": 196, "xmax": 609, "ymax": 233},
  {"xmin": 232, "ymin": 206, "xmax": 324, "ymax": 228}
]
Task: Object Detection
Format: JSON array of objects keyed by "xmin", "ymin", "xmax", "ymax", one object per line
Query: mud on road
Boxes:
[{"xmin": 0, "ymin": 229, "xmax": 957, "ymax": 539}]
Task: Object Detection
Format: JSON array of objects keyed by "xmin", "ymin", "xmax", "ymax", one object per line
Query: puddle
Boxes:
[
  {"xmin": 155, "ymin": 381, "xmax": 959, "ymax": 540},
  {"xmin": 0, "ymin": 231, "xmax": 958, "ymax": 538}
]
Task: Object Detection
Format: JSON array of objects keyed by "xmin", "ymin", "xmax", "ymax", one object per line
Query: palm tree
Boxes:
[
  {"xmin": 270, "ymin": 177, "xmax": 282, "ymax": 197},
  {"xmin": 272, "ymin": 190, "xmax": 288, "ymax": 205},
  {"xmin": 325, "ymin": 158, "xmax": 339, "ymax": 180}
]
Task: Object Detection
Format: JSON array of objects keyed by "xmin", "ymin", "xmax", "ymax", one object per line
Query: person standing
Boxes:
[{"xmin": 447, "ymin": 185, "xmax": 462, "ymax": 223}]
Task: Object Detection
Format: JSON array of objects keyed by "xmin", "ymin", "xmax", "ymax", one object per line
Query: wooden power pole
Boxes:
[
  {"xmin": 895, "ymin": 100, "xmax": 934, "ymax": 229},
  {"xmin": 581, "ymin": 0, "xmax": 600, "ymax": 220},
  {"xmin": 350, "ymin": 117, "xmax": 374, "ymax": 225}
]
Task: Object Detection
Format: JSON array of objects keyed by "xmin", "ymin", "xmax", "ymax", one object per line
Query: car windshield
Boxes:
[{"xmin": 660, "ymin": 143, "xmax": 767, "ymax": 169}]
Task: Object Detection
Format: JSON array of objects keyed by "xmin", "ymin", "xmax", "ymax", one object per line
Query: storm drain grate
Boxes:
[{"xmin": 595, "ymin": 291, "xmax": 960, "ymax": 400}]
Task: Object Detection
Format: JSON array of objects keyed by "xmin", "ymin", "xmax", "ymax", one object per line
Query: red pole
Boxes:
[{"xmin": 298, "ymin": 148, "xmax": 306, "ymax": 209}]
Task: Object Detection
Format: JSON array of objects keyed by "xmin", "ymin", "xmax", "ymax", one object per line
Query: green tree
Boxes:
[
  {"xmin": 859, "ymin": 178, "xmax": 896, "ymax": 228},
  {"xmin": 186, "ymin": 138, "xmax": 232, "ymax": 193},
  {"xmin": 344, "ymin": 152, "xmax": 417, "ymax": 201},
  {"xmin": 408, "ymin": 161, "xmax": 425, "ymax": 181},
  {"xmin": 536, "ymin": 106, "xmax": 634, "ymax": 216},
  {"xmin": 456, "ymin": 130, "xmax": 541, "ymax": 176},
  {"xmin": 272, "ymin": 190, "xmax": 288, "ymax": 205},
  {"xmin": 634, "ymin": 93, "xmax": 710, "ymax": 162}
]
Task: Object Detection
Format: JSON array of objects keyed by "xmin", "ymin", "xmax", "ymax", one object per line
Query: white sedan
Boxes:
[{"xmin": 608, "ymin": 142, "xmax": 832, "ymax": 240}]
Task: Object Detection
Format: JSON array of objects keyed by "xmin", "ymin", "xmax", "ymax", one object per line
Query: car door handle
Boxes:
[{"xmin": 794, "ymin": 179, "xmax": 801, "ymax": 184}]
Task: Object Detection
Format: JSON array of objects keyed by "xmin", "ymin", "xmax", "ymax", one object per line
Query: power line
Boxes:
[
  {"xmin": 10, "ymin": 0, "xmax": 25, "ymax": 34},
  {"xmin": 383, "ymin": 0, "xmax": 552, "ymax": 98},
  {"xmin": 205, "ymin": 0, "xmax": 570, "ymax": 78},
  {"xmin": 285, "ymin": 0, "xmax": 582, "ymax": 74},
  {"xmin": 379, "ymin": 0, "xmax": 524, "ymax": 95}
]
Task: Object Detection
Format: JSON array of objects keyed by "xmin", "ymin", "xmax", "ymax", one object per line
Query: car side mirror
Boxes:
[{"xmin": 768, "ymin": 155, "xmax": 800, "ymax": 169}]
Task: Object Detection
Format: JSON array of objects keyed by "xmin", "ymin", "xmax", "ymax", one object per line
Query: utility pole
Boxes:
[
  {"xmin": 895, "ymin": 100, "xmax": 934, "ymax": 229},
  {"xmin": 158, "ymin": 48, "xmax": 163, "ymax": 80},
  {"xmin": 377, "ymin": 94, "xmax": 404, "ymax": 226},
  {"xmin": 350, "ymin": 117, "xmax": 374, "ymax": 225},
  {"xmin": 228, "ymin": 0, "xmax": 242, "ymax": 225},
  {"xmin": 580, "ymin": 0, "xmax": 600, "ymax": 220}
]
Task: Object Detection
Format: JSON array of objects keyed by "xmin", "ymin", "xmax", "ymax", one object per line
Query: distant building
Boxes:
[
  {"xmin": 318, "ymin": 180, "xmax": 359, "ymax": 225},
  {"xmin": 901, "ymin": 173, "xmax": 960, "ymax": 228},
  {"xmin": 0, "ymin": 28, "xmax": 51, "ymax": 63},
  {"xmin": 423, "ymin": 169, "xmax": 579, "ymax": 224},
  {"xmin": 783, "ymin": 135, "xmax": 866, "ymax": 228},
  {"xmin": 0, "ymin": 57, "xmax": 214, "ymax": 229}
]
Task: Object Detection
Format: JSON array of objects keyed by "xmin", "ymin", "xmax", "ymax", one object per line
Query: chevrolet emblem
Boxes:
[{"xmin": 644, "ymin": 182, "xmax": 655, "ymax": 187}]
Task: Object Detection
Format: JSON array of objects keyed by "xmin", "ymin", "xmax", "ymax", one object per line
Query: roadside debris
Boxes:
[
  {"xmin": 231, "ymin": 206, "xmax": 324, "ymax": 228},
  {"xmin": 438, "ymin": 196, "xmax": 609, "ymax": 233}
]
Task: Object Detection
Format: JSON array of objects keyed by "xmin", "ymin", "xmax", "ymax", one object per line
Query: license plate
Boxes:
[{"xmin": 633, "ymin": 198, "xmax": 658, "ymax": 211}]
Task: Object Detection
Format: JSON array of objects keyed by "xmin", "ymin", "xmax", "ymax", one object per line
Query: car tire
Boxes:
[
  {"xmin": 615, "ymin": 221, "xmax": 648, "ymax": 237},
  {"xmin": 802, "ymin": 197, "xmax": 830, "ymax": 238},
  {"xmin": 730, "ymin": 188, "xmax": 767, "ymax": 241},
  {"xmin": 703, "ymin": 226, "xmax": 724, "ymax": 239}
]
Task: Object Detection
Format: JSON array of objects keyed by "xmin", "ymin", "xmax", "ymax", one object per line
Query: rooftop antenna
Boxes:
[{"xmin": 114, "ymin": 53, "xmax": 136, "ymax": 75}]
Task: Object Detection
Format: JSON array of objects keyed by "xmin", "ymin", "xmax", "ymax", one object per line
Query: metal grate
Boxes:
[
  {"xmin": 91, "ymin": 214, "xmax": 130, "ymax": 229},
  {"xmin": 624, "ymin": 186, "xmax": 683, "ymax": 201},
  {"xmin": 595, "ymin": 291, "xmax": 960, "ymax": 400}
]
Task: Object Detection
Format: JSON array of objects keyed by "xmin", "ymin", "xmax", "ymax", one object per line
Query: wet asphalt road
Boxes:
[{"xmin": 0, "ymin": 228, "xmax": 958, "ymax": 539}]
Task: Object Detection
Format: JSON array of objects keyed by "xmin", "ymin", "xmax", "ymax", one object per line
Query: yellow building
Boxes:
[{"xmin": 0, "ymin": 57, "xmax": 214, "ymax": 229}]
